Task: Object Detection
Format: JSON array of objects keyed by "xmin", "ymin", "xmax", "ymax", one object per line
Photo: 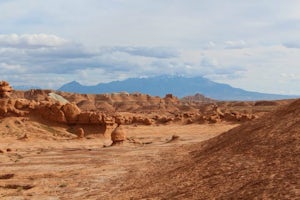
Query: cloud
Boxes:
[
  {"xmin": 280, "ymin": 73, "xmax": 299, "ymax": 80},
  {"xmin": 109, "ymin": 46, "xmax": 179, "ymax": 59},
  {"xmin": 213, "ymin": 66, "xmax": 246, "ymax": 78},
  {"xmin": 203, "ymin": 41, "xmax": 217, "ymax": 50},
  {"xmin": 224, "ymin": 40, "xmax": 248, "ymax": 49},
  {"xmin": 0, "ymin": 62, "xmax": 26, "ymax": 74},
  {"xmin": 0, "ymin": 34, "xmax": 180, "ymax": 76},
  {"xmin": 282, "ymin": 41, "xmax": 300, "ymax": 49},
  {"xmin": 0, "ymin": 34, "xmax": 68, "ymax": 48},
  {"xmin": 201, "ymin": 57, "xmax": 219, "ymax": 67},
  {"xmin": 1, "ymin": 32, "xmax": 298, "ymax": 95},
  {"xmin": 199, "ymin": 56, "xmax": 247, "ymax": 80}
]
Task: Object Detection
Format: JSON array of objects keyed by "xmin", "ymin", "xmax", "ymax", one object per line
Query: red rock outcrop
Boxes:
[
  {"xmin": 38, "ymin": 102, "xmax": 67, "ymax": 123},
  {"xmin": 0, "ymin": 99, "xmax": 29, "ymax": 117},
  {"xmin": 0, "ymin": 81, "xmax": 13, "ymax": 98},
  {"xmin": 76, "ymin": 127, "xmax": 85, "ymax": 138},
  {"xmin": 182, "ymin": 93, "xmax": 216, "ymax": 104},
  {"xmin": 0, "ymin": 81, "xmax": 277, "ymax": 139},
  {"xmin": 111, "ymin": 125, "xmax": 126, "ymax": 145},
  {"xmin": 61, "ymin": 103, "xmax": 81, "ymax": 124}
]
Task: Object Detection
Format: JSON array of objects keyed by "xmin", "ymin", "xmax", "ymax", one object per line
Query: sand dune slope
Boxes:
[{"xmin": 113, "ymin": 99, "xmax": 300, "ymax": 199}]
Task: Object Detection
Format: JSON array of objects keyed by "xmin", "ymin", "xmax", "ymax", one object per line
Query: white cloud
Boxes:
[
  {"xmin": 203, "ymin": 41, "xmax": 217, "ymax": 50},
  {"xmin": 1, "ymin": 36, "xmax": 299, "ymax": 95},
  {"xmin": 0, "ymin": 62, "xmax": 26, "ymax": 73},
  {"xmin": 0, "ymin": 34, "xmax": 68, "ymax": 48},
  {"xmin": 113, "ymin": 46, "xmax": 179, "ymax": 58},
  {"xmin": 201, "ymin": 57, "xmax": 219, "ymax": 67},
  {"xmin": 225, "ymin": 40, "xmax": 248, "ymax": 49},
  {"xmin": 0, "ymin": 1, "xmax": 300, "ymax": 94},
  {"xmin": 280, "ymin": 73, "xmax": 299, "ymax": 80}
]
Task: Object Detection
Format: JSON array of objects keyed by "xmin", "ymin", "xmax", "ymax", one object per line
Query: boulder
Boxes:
[
  {"xmin": 143, "ymin": 117, "xmax": 153, "ymax": 125},
  {"xmin": 38, "ymin": 103, "xmax": 67, "ymax": 123},
  {"xmin": 111, "ymin": 125, "xmax": 126, "ymax": 145},
  {"xmin": 76, "ymin": 127, "xmax": 85, "ymax": 138},
  {"xmin": 61, "ymin": 103, "xmax": 81, "ymax": 124},
  {"xmin": 14, "ymin": 99, "xmax": 31, "ymax": 109},
  {"xmin": 208, "ymin": 115, "xmax": 221, "ymax": 123},
  {"xmin": 115, "ymin": 115, "xmax": 126, "ymax": 125}
]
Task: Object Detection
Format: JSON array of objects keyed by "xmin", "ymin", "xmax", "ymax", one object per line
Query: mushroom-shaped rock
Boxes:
[
  {"xmin": 103, "ymin": 117, "xmax": 116, "ymax": 138},
  {"xmin": 111, "ymin": 125, "xmax": 126, "ymax": 145},
  {"xmin": 76, "ymin": 127, "xmax": 85, "ymax": 138}
]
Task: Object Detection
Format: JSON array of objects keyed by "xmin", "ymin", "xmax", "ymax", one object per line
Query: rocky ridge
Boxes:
[{"xmin": 1, "ymin": 81, "xmax": 289, "ymax": 138}]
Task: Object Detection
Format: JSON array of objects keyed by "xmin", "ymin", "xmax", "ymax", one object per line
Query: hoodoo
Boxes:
[
  {"xmin": 111, "ymin": 124, "xmax": 126, "ymax": 145},
  {"xmin": 0, "ymin": 81, "xmax": 13, "ymax": 98}
]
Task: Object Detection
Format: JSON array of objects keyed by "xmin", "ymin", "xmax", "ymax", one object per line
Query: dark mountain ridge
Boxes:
[{"xmin": 58, "ymin": 76, "xmax": 298, "ymax": 100}]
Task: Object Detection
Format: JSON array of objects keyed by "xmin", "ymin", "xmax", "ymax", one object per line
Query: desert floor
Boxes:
[{"xmin": 0, "ymin": 123, "xmax": 237, "ymax": 200}]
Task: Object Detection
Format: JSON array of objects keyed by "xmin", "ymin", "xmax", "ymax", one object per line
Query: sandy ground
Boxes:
[{"xmin": 0, "ymin": 123, "xmax": 237, "ymax": 199}]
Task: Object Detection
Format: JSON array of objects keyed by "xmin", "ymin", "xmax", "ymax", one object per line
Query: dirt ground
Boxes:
[{"xmin": 0, "ymin": 123, "xmax": 237, "ymax": 200}]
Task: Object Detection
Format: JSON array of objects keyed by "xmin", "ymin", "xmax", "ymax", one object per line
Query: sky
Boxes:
[{"xmin": 1, "ymin": 0, "xmax": 300, "ymax": 94}]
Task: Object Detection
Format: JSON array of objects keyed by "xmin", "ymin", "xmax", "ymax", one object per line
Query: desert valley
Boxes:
[
  {"xmin": 0, "ymin": 80, "xmax": 299, "ymax": 199},
  {"xmin": 2, "ymin": 1, "xmax": 300, "ymax": 199}
]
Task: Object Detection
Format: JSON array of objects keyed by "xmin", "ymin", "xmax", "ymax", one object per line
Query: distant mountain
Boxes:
[
  {"xmin": 13, "ymin": 85, "xmax": 41, "ymax": 90},
  {"xmin": 58, "ymin": 76, "xmax": 298, "ymax": 100}
]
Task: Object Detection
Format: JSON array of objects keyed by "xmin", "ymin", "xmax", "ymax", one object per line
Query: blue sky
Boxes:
[{"xmin": 1, "ymin": 0, "xmax": 300, "ymax": 94}]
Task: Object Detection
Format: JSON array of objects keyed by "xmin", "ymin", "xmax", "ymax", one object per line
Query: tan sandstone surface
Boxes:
[
  {"xmin": 0, "ymin": 81, "xmax": 299, "ymax": 199},
  {"xmin": 0, "ymin": 123, "xmax": 237, "ymax": 199}
]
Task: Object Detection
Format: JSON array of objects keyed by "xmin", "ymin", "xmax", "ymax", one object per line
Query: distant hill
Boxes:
[
  {"xmin": 58, "ymin": 76, "xmax": 298, "ymax": 100},
  {"xmin": 181, "ymin": 93, "xmax": 216, "ymax": 103},
  {"xmin": 13, "ymin": 85, "xmax": 41, "ymax": 90}
]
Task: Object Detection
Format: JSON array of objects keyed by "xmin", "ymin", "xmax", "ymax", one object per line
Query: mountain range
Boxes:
[
  {"xmin": 58, "ymin": 76, "xmax": 298, "ymax": 101},
  {"xmin": 14, "ymin": 85, "xmax": 41, "ymax": 90}
]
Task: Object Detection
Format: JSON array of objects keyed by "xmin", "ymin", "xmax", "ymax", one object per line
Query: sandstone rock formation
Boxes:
[
  {"xmin": 104, "ymin": 116, "xmax": 115, "ymax": 138},
  {"xmin": 111, "ymin": 125, "xmax": 126, "ymax": 145},
  {"xmin": 0, "ymin": 89, "xmax": 258, "ymax": 126},
  {"xmin": 61, "ymin": 103, "xmax": 81, "ymax": 124},
  {"xmin": 0, "ymin": 86, "xmax": 116, "ymax": 137},
  {"xmin": 0, "ymin": 81, "xmax": 282, "ymax": 140},
  {"xmin": 182, "ymin": 93, "xmax": 216, "ymax": 104},
  {"xmin": 0, "ymin": 81, "xmax": 13, "ymax": 98},
  {"xmin": 0, "ymin": 98, "xmax": 29, "ymax": 117},
  {"xmin": 38, "ymin": 102, "xmax": 67, "ymax": 123},
  {"xmin": 76, "ymin": 127, "xmax": 85, "ymax": 138}
]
